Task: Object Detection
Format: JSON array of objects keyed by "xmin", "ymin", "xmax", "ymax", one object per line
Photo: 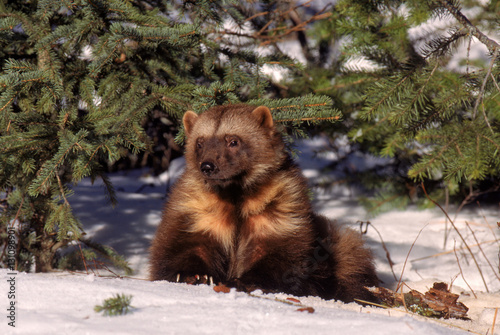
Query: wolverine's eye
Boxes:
[
  {"xmin": 196, "ymin": 139, "xmax": 203, "ymax": 149},
  {"xmin": 226, "ymin": 135, "xmax": 241, "ymax": 148}
]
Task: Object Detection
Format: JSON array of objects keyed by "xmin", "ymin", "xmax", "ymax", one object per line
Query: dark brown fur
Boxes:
[{"xmin": 149, "ymin": 104, "xmax": 378, "ymax": 302}]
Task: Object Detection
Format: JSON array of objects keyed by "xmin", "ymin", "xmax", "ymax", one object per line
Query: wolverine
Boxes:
[{"xmin": 149, "ymin": 104, "xmax": 378, "ymax": 302}]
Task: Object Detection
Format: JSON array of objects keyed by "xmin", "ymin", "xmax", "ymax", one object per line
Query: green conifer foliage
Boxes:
[
  {"xmin": 94, "ymin": 293, "xmax": 134, "ymax": 316},
  {"xmin": 0, "ymin": 1, "xmax": 337, "ymax": 272},
  {"xmin": 285, "ymin": 0, "xmax": 499, "ymax": 213}
]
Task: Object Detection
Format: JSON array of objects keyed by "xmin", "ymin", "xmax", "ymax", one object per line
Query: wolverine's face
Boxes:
[
  {"xmin": 182, "ymin": 104, "xmax": 284, "ymax": 190},
  {"xmin": 193, "ymin": 133, "xmax": 250, "ymax": 187}
]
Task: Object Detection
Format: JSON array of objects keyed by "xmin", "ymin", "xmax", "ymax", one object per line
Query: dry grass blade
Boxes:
[
  {"xmin": 492, "ymin": 308, "xmax": 498, "ymax": 335},
  {"xmin": 358, "ymin": 221, "xmax": 398, "ymax": 282},
  {"xmin": 396, "ymin": 224, "xmax": 428, "ymax": 292}
]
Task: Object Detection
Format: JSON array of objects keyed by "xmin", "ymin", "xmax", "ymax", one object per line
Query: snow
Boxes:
[
  {"xmin": 2, "ymin": 270, "xmax": 483, "ymax": 335},
  {"xmin": 2, "ymin": 138, "xmax": 499, "ymax": 335}
]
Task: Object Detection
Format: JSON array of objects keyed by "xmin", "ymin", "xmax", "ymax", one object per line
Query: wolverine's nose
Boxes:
[{"xmin": 200, "ymin": 161, "xmax": 217, "ymax": 176}]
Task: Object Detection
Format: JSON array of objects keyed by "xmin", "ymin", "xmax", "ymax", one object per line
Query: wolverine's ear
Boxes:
[
  {"xmin": 251, "ymin": 106, "xmax": 274, "ymax": 129},
  {"xmin": 183, "ymin": 110, "xmax": 198, "ymax": 137}
]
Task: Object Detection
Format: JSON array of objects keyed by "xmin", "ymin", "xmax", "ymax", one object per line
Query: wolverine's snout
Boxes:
[{"xmin": 200, "ymin": 161, "xmax": 218, "ymax": 177}]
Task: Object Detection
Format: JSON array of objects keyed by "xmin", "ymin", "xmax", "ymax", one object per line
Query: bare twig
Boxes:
[
  {"xmin": 453, "ymin": 240, "xmax": 477, "ymax": 298},
  {"xmin": 437, "ymin": 0, "xmax": 500, "ymax": 52},
  {"xmin": 451, "ymin": 185, "xmax": 500, "ymax": 224},
  {"xmin": 439, "ymin": 0, "xmax": 498, "ymax": 133},
  {"xmin": 473, "ymin": 48, "xmax": 499, "ymax": 122},
  {"xmin": 476, "ymin": 201, "xmax": 500, "ymax": 248},
  {"xmin": 491, "ymin": 72, "xmax": 500, "ymax": 94},
  {"xmin": 220, "ymin": 1, "xmax": 331, "ymax": 47},
  {"xmin": 78, "ymin": 242, "xmax": 89, "ymax": 275},
  {"xmin": 466, "ymin": 34, "xmax": 472, "ymax": 75},
  {"xmin": 100, "ymin": 263, "xmax": 124, "ymax": 279},
  {"xmin": 56, "ymin": 173, "xmax": 70, "ymax": 206},
  {"xmin": 421, "ymin": 183, "xmax": 489, "ymax": 292},
  {"xmin": 93, "ymin": 258, "xmax": 101, "ymax": 275},
  {"xmin": 465, "ymin": 221, "xmax": 500, "ymax": 282}
]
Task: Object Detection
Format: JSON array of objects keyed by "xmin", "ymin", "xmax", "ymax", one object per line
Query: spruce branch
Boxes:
[
  {"xmin": 421, "ymin": 28, "xmax": 467, "ymax": 59},
  {"xmin": 0, "ymin": 0, "xmax": 382, "ymax": 273},
  {"xmin": 0, "ymin": 91, "xmax": 18, "ymax": 113},
  {"xmin": 29, "ymin": 129, "xmax": 89, "ymax": 196},
  {"xmin": 409, "ymin": 124, "xmax": 467, "ymax": 180},
  {"xmin": 94, "ymin": 294, "xmax": 134, "ymax": 316},
  {"xmin": 362, "ymin": 73, "xmax": 412, "ymax": 121},
  {"xmin": 437, "ymin": 0, "xmax": 499, "ymax": 52},
  {"xmin": 391, "ymin": 61, "xmax": 440, "ymax": 127}
]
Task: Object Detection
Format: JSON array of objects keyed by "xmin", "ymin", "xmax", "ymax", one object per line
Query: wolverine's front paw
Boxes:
[{"xmin": 176, "ymin": 273, "xmax": 214, "ymax": 286}]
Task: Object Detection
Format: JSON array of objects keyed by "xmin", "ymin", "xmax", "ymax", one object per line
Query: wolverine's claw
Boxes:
[
  {"xmin": 181, "ymin": 274, "xmax": 210, "ymax": 285},
  {"xmin": 176, "ymin": 273, "xmax": 180, "ymax": 283},
  {"xmin": 209, "ymin": 276, "xmax": 214, "ymax": 286}
]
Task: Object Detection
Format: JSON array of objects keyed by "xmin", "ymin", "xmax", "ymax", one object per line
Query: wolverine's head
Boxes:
[{"xmin": 182, "ymin": 104, "xmax": 286, "ymax": 191}]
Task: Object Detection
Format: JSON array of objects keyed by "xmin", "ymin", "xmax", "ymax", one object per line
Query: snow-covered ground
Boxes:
[{"xmin": 2, "ymin": 138, "xmax": 499, "ymax": 334}]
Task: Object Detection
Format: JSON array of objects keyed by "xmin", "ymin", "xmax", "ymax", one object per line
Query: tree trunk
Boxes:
[
  {"xmin": 32, "ymin": 210, "xmax": 55, "ymax": 273},
  {"xmin": 35, "ymin": 242, "xmax": 54, "ymax": 273}
]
